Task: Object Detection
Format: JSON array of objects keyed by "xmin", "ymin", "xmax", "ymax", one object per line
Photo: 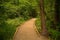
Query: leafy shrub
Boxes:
[
  {"xmin": 0, "ymin": 17, "xmax": 25, "ymax": 40},
  {"xmin": 35, "ymin": 18, "xmax": 60, "ymax": 40},
  {"xmin": 35, "ymin": 18, "xmax": 41, "ymax": 33}
]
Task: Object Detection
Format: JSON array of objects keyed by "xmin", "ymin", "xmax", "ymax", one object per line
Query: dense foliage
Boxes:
[
  {"xmin": 0, "ymin": 0, "xmax": 39, "ymax": 40},
  {"xmin": 36, "ymin": 0, "xmax": 60, "ymax": 40},
  {"xmin": 0, "ymin": 0, "xmax": 60, "ymax": 40}
]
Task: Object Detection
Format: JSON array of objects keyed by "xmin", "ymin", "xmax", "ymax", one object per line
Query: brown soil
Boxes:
[{"xmin": 13, "ymin": 18, "xmax": 49, "ymax": 40}]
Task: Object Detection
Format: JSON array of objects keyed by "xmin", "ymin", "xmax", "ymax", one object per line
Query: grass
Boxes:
[
  {"xmin": 0, "ymin": 17, "xmax": 25, "ymax": 40},
  {"xmin": 35, "ymin": 18, "xmax": 41, "ymax": 33}
]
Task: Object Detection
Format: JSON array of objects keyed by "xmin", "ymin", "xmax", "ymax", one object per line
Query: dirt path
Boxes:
[{"xmin": 13, "ymin": 18, "xmax": 49, "ymax": 40}]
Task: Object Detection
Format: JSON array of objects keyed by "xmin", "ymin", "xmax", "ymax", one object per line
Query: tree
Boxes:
[
  {"xmin": 40, "ymin": 0, "xmax": 48, "ymax": 36},
  {"xmin": 55, "ymin": 0, "xmax": 60, "ymax": 31},
  {"xmin": 55, "ymin": 0, "xmax": 60, "ymax": 24}
]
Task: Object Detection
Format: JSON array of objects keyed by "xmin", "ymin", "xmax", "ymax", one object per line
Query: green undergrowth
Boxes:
[
  {"xmin": 0, "ymin": 17, "xmax": 25, "ymax": 40},
  {"xmin": 35, "ymin": 18, "xmax": 41, "ymax": 33},
  {"xmin": 35, "ymin": 18, "xmax": 60, "ymax": 40}
]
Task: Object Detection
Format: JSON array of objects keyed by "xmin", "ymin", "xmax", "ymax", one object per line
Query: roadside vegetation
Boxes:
[
  {"xmin": 35, "ymin": 0, "xmax": 60, "ymax": 40},
  {"xmin": 0, "ymin": 0, "xmax": 60, "ymax": 40},
  {"xmin": 0, "ymin": 17, "xmax": 25, "ymax": 40},
  {"xmin": 0, "ymin": 0, "xmax": 38, "ymax": 40}
]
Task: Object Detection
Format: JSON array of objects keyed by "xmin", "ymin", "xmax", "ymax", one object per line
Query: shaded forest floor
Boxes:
[{"xmin": 13, "ymin": 18, "xmax": 49, "ymax": 40}]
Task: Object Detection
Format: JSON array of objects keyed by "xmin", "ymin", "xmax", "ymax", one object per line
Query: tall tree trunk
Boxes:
[
  {"xmin": 40, "ymin": 0, "xmax": 48, "ymax": 36},
  {"xmin": 55, "ymin": 0, "xmax": 60, "ymax": 23},
  {"xmin": 55, "ymin": 0, "xmax": 60, "ymax": 30}
]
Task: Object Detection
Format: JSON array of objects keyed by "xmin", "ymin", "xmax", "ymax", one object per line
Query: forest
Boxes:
[{"xmin": 0, "ymin": 0, "xmax": 60, "ymax": 40}]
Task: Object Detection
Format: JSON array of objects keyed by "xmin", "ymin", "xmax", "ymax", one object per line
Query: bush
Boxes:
[
  {"xmin": 35, "ymin": 18, "xmax": 60, "ymax": 40},
  {"xmin": 0, "ymin": 17, "xmax": 25, "ymax": 40},
  {"xmin": 48, "ymin": 28, "xmax": 60, "ymax": 40}
]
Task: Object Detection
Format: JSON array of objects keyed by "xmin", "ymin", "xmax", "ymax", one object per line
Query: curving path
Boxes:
[{"xmin": 13, "ymin": 18, "xmax": 49, "ymax": 40}]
